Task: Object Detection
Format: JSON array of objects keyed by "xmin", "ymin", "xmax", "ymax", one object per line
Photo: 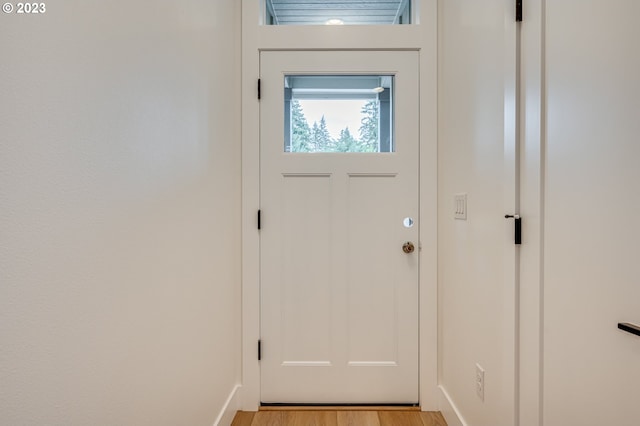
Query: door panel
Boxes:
[
  {"xmin": 346, "ymin": 174, "xmax": 413, "ymax": 366},
  {"xmin": 281, "ymin": 174, "xmax": 333, "ymax": 364},
  {"xmin": 260, "ymin": 50, "xmax": 419, "ymax": 403}
]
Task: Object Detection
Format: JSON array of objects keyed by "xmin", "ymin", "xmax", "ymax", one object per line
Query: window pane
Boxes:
[
  {"xmin": 266, "ymin": 0, "xmax": 411, "ymax": 26},
  {"xmin": 284, "ymin": 75, "xmax": 394, "ymax": 153}
]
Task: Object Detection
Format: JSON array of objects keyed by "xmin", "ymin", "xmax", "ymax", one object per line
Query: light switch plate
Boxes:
[{"xmin": 454, "ymin": 193, "xmax": 467, "ymax": 220}]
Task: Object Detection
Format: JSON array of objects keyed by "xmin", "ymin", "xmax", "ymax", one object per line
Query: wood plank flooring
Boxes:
[{"xmin": 231, "ymin": 410, "xmax": 447, "ymax": 426}]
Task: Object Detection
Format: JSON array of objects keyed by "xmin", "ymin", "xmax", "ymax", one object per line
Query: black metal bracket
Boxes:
[
  {"xmin": 618, "ymin": 323, "xmax": 640, "ymax": 337},
  {"xmin": 516, "ymin": 0, "xmax": 523, "ymax": 22},
  {"xmin": 505, "ymin": 215, "xmax": 522, "ymax": 245}
]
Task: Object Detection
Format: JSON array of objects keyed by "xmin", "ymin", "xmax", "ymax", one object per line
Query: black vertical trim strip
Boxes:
[
  {"xmin": 258, "ymin": 210, "xmax": 261, "ymax": 230},
  {"xmin": 258, "ymin": 340, "xmax": 262, "ymax": 360},
  {"xmin": 258, "ymin": 79, "xmax": 261, "ymax": 100}
]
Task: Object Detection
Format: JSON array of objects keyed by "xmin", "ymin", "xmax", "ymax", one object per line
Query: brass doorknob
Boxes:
[{"xmin": 402, "ymin": 242, "xmax": 415, "ymax": 254}]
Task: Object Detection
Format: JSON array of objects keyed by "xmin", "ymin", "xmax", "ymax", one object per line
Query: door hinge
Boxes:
[
  {"xmin": 258, "ymin": 79, "xmax": 261, "ymax": 100},
  {"xmin": 505, "ymin": 215, "xmax": 522, "ymax": 245},
  {"xmin": 258, "ymin": 340, "xmax": 262, "ymax": 361},
  {"xmin": 257, "ymin": 210, "xmax": 261, "ymax": 230},
  {"xmin": 516, "ymin": 0, "xmax": 523, "ymax": 22}
]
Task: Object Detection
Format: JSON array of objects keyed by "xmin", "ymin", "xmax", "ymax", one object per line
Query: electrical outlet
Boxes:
[
  {"xmin": 475, "ymin": 363, "xmax": 485, "ymax": 401},
  {"xmin": 454, "ymin": 193, "xmax": 467, "ymax": 220}
]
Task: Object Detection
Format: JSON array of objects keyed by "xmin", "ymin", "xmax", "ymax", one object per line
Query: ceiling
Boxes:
[{"xmin": 266, "ymin": 0, "xmax": 411, "ymax": 25}]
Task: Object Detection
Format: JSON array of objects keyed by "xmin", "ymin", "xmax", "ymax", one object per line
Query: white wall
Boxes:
[
  {"xmin": 0, "ymin": 1, "xmax": 241, "ymax": 425},
  {"xmin": 438, "ymin": 1, "xmax": 516, "ymax": 425},
  {"xmin": 543, "ymin": 1, "xmax": 640, "ymax": 425},
  {"xmin": 440, "ymin": 1, "xmax": 640, "ymax": 425}
]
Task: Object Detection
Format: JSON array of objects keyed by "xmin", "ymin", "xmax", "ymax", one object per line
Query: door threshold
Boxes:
[{"xmin": 260, "ymin": 404, "xmax": 420, "ymax": 411}]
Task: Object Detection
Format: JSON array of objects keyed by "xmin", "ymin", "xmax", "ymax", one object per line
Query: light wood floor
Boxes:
[{"xmin": 231, "ymin": 409, "xmax": 447, "ymax": 426}]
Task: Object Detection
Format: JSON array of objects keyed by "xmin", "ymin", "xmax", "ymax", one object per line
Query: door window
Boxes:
[{"xmin": 284, "ymin": 75, "xmax": 394, "ymax": 153}]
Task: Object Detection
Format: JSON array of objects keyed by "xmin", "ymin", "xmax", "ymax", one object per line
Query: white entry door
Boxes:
[{"xmin": 260, "ymin": 51, "xmax": 420, "ymax": 404}]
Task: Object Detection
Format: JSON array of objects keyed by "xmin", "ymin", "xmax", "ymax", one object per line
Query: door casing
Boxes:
[{"xmin": 240, "ymin": 0, "xmax": 439, "ymax": 411}]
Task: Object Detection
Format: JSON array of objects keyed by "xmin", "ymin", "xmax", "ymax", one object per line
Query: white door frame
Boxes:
[
  {"xmin": 240, "ymin": 0, "xmax": 439, "ymax": 411},
  {"xmin": 517, "ymin": 1, "xmax": 544, "ymax": 425}
]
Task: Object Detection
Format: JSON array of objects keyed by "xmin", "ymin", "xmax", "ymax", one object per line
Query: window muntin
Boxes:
[{"xmin": 284, "ymin": 75, "xmax": 394, "ymax": 153}]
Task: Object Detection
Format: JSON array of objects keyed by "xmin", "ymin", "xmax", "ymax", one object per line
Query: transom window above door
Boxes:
[{"xmin": 265, "ymin": 0, "xmax": 412, "ymax": 26}]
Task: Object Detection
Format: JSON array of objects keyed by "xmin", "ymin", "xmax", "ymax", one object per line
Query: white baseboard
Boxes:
[
  {"xmin": 214, "ymin": 384, "xmax": 242, "ymax": 426},
  {"xmin": 438, "ymin": 386, "xmax": 467, "ymax": 426}
]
